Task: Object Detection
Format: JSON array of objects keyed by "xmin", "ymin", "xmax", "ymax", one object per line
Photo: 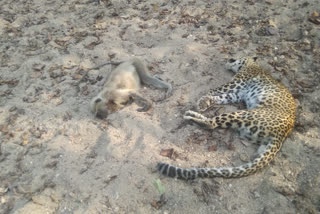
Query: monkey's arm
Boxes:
[{"xmin": 130, "ymin": 93, "xmax": 152, "ymax": 112}]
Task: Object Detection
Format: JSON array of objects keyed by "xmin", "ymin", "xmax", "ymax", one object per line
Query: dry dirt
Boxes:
[{"xmin": 1, "ymin": 0, "xmax": 320, "ymax": 213}]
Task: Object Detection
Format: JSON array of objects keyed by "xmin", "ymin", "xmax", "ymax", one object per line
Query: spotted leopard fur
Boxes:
[{"xmin": 157, "ymin": 57, "xmax": 296, "ymax": 179}]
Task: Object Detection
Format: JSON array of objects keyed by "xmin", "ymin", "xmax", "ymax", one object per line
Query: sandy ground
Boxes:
[{"xmin": 1, "ymin": 0, "xmax": 320, "ymax": 213}]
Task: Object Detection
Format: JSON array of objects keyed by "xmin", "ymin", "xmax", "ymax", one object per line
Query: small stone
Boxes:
[
  {"xmin": 253, "ymin": 191, "xmax": 260, "ymax": 198},
  {"xmin": 274, "ymin": 184, "xmax": 295, "ymax": 196},
  {"xmin": 32, "ymin": 63, "xmax": 45, "ymax": 71},
  {"xmin": 239, "ymin": 153, "xmax": 250, "ymax": 162},
  {"xmin": 182, "ymin": 33, "xmax": 189, "ymax": 38},
  {"xmin": 268, "ymin": 19, "xmax": 277, "ymax": 27},
  {"xmin": 1, "ymin": 197, "xmax": 6, "ymax": 203},
  {"xmin": 267, "ymin": 26, "xmax": 277, "ymax": 35},
  {"xmin": 283, "ymin": 28, "xmax": 302, "ymax": 41},
  {"xmin": 34, "ymin": 130, "xmax": 41, "ymax": 138},
  {"xmin": 302, "ymin": 38, "xmax": 311, "ymax": 45},
  {"xmin": 0, "ymin": 187, "xmax": 8, "ymax": 196},
  {"xmin": 265, "ymin": 0, "xmax": 272, "ymax": 5},
  {"xmin": 45, "ymin": 161, "xmax": 58, "ymax": 169},
  {"xmin": 9, "ymin": 106, "xmax": 17, "ymax": 112},
  {"xmin": 23, "ymin": 96, "xmax": 38, "ymax": 103}
]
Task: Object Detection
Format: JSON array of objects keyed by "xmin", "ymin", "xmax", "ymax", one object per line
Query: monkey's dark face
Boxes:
[
  {"xmin": 93, "ymin": 98, "xmax": 121, "ymax": 119},
  {"xmin": 96, "ymin": 107, "xmax": 108, "ymax": 119},
  {"xmin": 94, "ymin": 98, "xmax": 109, "ymax": 119}
]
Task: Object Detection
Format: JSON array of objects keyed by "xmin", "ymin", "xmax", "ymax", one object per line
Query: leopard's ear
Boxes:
[{"xmin": 253, "ymin": 57, "xmax": 258, "ymax": 61}]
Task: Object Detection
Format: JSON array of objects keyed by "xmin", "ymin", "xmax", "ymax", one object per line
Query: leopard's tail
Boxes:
[{"xmin": 157, "ymin": 139, "xmax": 282, "ymax": 179}]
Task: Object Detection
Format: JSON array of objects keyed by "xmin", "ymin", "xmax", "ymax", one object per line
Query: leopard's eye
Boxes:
[{"xmin": 228, "ymin": 59, "xmax": 236, "ymax": 63}]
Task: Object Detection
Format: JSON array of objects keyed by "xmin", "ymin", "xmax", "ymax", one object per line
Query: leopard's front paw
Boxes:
[
  {"xmin": 183, "ymin": 110, "xmax": 207, "ymax": 121},
  {"xmin": 184, "ymin": 110, "xmax": 213, "ymax": 129},
  {"xmin": 197, "ymin": 95, "xmax": 215, "ymax": 112}
]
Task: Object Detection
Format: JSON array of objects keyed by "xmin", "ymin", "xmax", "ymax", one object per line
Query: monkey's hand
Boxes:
[
  {"xmin": 130, "ymin": 93, "xmax": 152, "ymax": 112},
  {"xmin": 165, "ymin": 84, "xmax": 173, "ymax": 98}
]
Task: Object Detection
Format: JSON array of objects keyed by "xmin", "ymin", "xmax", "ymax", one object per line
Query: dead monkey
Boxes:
[{"xmin": 90, "ymin": 58, "xmax": 172, "ymax": 119}]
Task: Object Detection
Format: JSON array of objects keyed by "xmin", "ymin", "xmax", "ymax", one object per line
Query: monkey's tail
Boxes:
[
  {"xmin": 88, "ymin": 61, "xmax": 123, "ymax": 71},
  {"xmin": 130, "ymin": 58, "xmax": 172, "ymax": 95}
]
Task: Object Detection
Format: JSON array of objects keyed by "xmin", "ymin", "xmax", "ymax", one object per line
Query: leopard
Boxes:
[{"xmin": 157, "ymin": 57, "xmax": 296, "ymax": 180}]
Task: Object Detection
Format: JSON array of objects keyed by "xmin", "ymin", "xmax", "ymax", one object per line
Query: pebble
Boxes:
[
  {"xmin": 283, "ymin": 27, "xmax": 302, "ymax": 41},
  {"xmin": 267, "ymin": 26, "xmax": 277, "ymax": 35},
  {"xmin": 302, "ymin": 38, "xmax": 311, "ymax": 45},
  {"xmin": 0, "ymin": 187, "xmax": 8, "ymax": 196},
  {"xmin": 252, "ymin": 191, "xmax": 260, "ymax": 199},
  {"xmin": 9, "ymin": 106, "xmax": 17, "ymax": 112},
  {"xmin": 239, "ymin": 153, "xmax": 250, "ymax": 162}
]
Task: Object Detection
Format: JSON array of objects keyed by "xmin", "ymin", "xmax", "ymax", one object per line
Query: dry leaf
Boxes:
[
  {"xmin": 208, "ymin": 144, "xmax": 217, "ymax": 152},
  {"xmin": 160, "ymin": 148, "xmax": 178, "ymax": 160},
  {"xmin": 309, "ymin": 11, "xmax": 320, "ymax": 25},
  {"xmin": 160, "ymin": 148, "xmax": 174, "ymax": 158},
  {"xmin": 151, "ymin": 198, "xmax": 165, "ymax": 210}
]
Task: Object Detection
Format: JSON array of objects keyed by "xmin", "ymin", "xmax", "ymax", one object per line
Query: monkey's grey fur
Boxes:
[{"xmin": 90, "ymin": 58, "xmax": 172, "ymax": 119}]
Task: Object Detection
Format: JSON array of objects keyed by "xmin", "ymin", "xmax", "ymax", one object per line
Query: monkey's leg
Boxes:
[{"xmin": 110, "ymin": 89, "xmax": 135, "ymax": 108}]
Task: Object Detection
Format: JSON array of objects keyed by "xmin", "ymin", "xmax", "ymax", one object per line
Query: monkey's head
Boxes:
[
  {"xmin": 91, "ymin": 97, "xmax": 108, "ymax": 119},
  {"xmin": 91, "ymin": 96, "xmax": 119, "ymax": 119}
]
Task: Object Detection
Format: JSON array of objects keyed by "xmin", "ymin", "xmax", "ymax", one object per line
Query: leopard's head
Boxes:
[{"xmin": 225, "ymin": 57, "xmax": 258, "ymax": 73}]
